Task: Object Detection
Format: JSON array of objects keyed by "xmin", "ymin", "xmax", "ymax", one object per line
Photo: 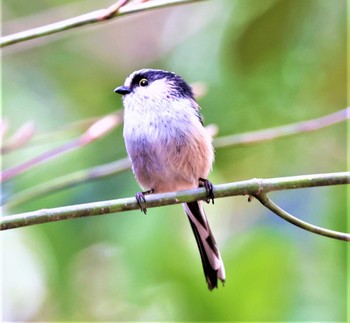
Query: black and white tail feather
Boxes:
[{"xmin": 183, "ymin": 201, "xmax": 225, "ymax": 290}]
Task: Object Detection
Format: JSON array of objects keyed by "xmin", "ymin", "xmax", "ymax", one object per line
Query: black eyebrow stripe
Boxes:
[
  {"xmin": 131, "ymin": 74, "xmax": 147, "ymax": 86},
  {"xmin": 130, "ymin": 69, "xmax": 195, "ymax": 99}
]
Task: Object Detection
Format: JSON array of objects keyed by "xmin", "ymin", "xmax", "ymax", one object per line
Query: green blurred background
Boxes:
[{"xmin": 2, "ymin": 0, "xmax": 347, "ymax": 321}]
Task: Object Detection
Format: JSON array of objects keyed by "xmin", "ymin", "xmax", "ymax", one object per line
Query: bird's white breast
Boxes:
[{"xmin": 123, "ymin": 96, "xmax": 213, "ymax": 192}]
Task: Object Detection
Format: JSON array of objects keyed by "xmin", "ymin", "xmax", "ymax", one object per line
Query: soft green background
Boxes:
[{"xmin": 2, "ymin": 0, "xmax": 347, "ymax": 322}]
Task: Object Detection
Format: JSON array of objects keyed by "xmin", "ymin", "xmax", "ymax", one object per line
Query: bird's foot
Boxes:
[
  {"xmin": 199, "ymin": 178, "xmax": 215, "ymax": 204},
  {"xmin": 135, "ymin": 189, "xmax": 154, "ymax": 214}
]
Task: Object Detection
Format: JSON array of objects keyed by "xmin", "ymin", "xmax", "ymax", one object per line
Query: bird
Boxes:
[{"xmin": 114, "ymin": 68, "xmax": 225, "ymax": 290}]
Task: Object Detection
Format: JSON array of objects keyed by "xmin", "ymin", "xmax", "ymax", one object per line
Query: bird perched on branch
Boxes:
[{"xmin": 114, "ymin": 68, "xmax": 225, "ymax": 290}]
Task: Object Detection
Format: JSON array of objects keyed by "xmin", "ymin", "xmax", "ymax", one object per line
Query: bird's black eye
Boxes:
[{"xmin": 139, "ymin": 78, "xmax": 149, "ymax": 87}]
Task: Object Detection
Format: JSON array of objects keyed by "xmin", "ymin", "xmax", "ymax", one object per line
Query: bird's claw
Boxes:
[
  {"xmin": 135, "ymin": 192, "xmax": 147, "ymax": 214},
  {"xmin": 199, "ymin": 178, "xmax": 215, "ymax": 204},
  {"xmin": 135, "ymin": 189, "xmax": 154, "ymax": 214}
]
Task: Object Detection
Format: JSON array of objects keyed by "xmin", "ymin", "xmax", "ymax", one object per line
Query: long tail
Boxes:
[{"xmin": 183, "ymin": 201, "xmax": 225, "ymax": 290}]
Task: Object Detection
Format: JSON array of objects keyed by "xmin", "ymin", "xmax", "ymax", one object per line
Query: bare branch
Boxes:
[
  {"xmin": 254, "ymin": 193, "xmax": 350, "ymax": 242},
  {"xmin": 213, "ymin": 107, "xmax": 349, "ymax": 148},
  {"xmin": 0, "ymin": 0, "xmax": 203, "ymax": 48},
  {"xmin": 5, "ymin": 158, "xmax": 131, "ymax": 208},
  {"xmin": 1, "ymin": 121, "xmax": 36, "ymax": 154},
  {"xmin": 2, "ymin": 172, "xmax": 349, "ymax": 243},
  {"xmin": 0, "ymin": 113, "xmax": 122, "ymax": 183}
]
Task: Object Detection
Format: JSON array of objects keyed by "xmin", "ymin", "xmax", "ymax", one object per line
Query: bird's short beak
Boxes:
[{"xmin": 114, "ymin": 86, "xmax": 131, "ymax": 95}]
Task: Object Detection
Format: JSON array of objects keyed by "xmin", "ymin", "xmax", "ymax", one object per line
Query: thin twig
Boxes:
[
  {"xmin": 0, "ymin": 0, "xmax": 203, "ymax": 48},
  {"xmin": 98, "ymin": 0, "xmax": 130, "ymax": 21},
  {"xmin": 0, "ymin": 113, "xmax": 121, "ymax": 183},
  {"xmin": 254, "ymin": 193, "xmax": 350, "ymax": 242},
  {"xmin": 16, "ymin": 114, "xmax": 120, "ymax": 149},
  {"xmin": 213, "ymin": 107, "xmax": 349, "ymax": 148},
  {"xmin": 2, "ymin": 172, "xmax": 349, "ymax": 242},
  {"xmin": 5, "ymin": 158, "xmax": 131, "ymax": 208},
  {"xmin": 1, "ymin": 121, "xmax": 36, "ymax": 154}
]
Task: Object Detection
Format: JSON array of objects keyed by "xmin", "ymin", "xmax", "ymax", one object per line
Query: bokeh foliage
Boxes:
[{"xmin": 2, "ymin": 0, "xmax": 347, "ymax": 321}]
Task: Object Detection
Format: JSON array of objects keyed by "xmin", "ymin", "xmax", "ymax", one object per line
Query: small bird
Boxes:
[{"xmin": 114, "ymin": 68, "xmax": 225, "ymax": 290}]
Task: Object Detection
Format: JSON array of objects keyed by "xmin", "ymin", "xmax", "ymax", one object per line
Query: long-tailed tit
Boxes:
[{"xmin": 114, "ymin": 68, "xmax": 225, "ymax": 290}]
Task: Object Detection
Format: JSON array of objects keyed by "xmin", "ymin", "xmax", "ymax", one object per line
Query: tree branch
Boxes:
[
  {"xmin": 213, "ymin": 107, "xmax": 349, "ymax": 148},
  {"xmin": 5, "ymin": 158, "xmax": 131, "ymax": 208},
  {"xmin": 2, "ymin": 172, "xmax": 349, "ymax": 243},
  {"xmin": 254, "ymin": 193, "xmax": 350, "ymax": 241},
  {"xmin": 0, "ymin": 0, "xmax": 203, "ymax": 48},
  {"xmin": 0, "ymin": 113, "xmax": 122, "ymax": 183},
  {"xmin": 1, "ymin": 121, "xmax": 36, "ymax": 154}
]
